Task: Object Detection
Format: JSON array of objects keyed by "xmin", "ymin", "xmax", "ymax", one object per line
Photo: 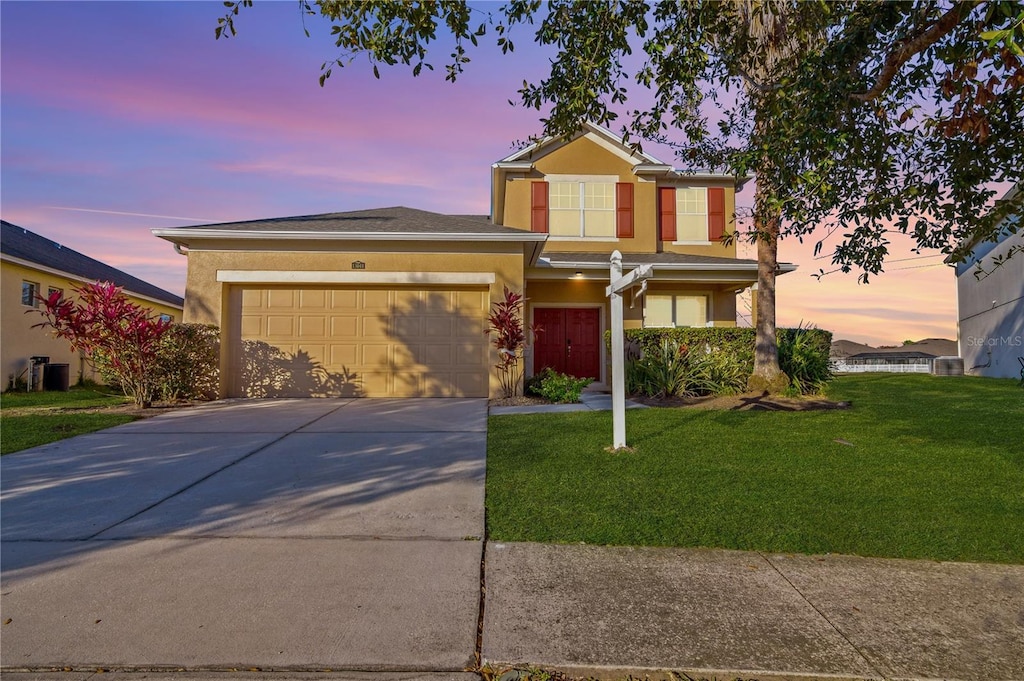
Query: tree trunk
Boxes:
[{"xmin": 747, "ymin": 139, "xmax": 789, "ymax": 394}]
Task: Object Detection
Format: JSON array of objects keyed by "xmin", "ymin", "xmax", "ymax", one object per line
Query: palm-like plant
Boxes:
[{"xmin": 485, "ymin": 286, "xmax": 542, "ymax": 397}]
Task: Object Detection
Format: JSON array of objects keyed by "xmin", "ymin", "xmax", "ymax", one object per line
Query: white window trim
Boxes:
[
  {"xmin": 642, "ymin": 291, "xmax": 714, "ymax": 329},
  {"xmin": 673, "ymin": 186, "xmax": 709, "ymax": 244},
  {"xmin": 547, "ymin": 174, "xmax": 618, "ymax": 239},
  {"xmin": 21, "ymin": 280, "xmax": 40, "ymax": 308},
  {"xmin": 217, "ymin": 270, "xmax": 496, "ymax": 285}
]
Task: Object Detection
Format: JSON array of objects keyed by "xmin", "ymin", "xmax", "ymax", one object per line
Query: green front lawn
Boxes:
[
  {"xmin": 1, "ymin": 385, "xmax": 136, "ymax": 455},
  {"xmin": 486, "ymin": 374, "xmax": 1024, "ymax": 564}
]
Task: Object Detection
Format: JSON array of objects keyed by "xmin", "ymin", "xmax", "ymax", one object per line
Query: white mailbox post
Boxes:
[{"xmin": 606, "ymin": 250, "xmax": 653, "ymax": 449}]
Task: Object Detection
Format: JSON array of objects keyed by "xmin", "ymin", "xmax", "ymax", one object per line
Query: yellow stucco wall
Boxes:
[
  {"xmin": 659, "ymin": 179, "xmax": 737, "ymax": 259},
  {"xmin": 180, "ymin": 242, "xmax": 526, "ymax": 398},
  {"xmin": 496, "ymin": 132, "xmax": 738, "ymax": 258},
  {"xmin": 525, "ymin": 278, "xmax": 737, "ymax": 329},
  {"xmin": 1, "ymin": 260, "xmax": 183, "ymax": 390},
  {"xmin": 523, "ymin": 277, "xmax": 738, "ymax": 381}
]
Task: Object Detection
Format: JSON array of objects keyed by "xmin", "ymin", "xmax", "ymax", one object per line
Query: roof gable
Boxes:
[
  {"xmin": 1, "ymin": 220, "xmax": 184, "ymax": 308},
  {"xmin": 494, "ymin": 121, "xmax": 749, "ymax": 187},
  {"xmin": 496, "ymin": 121, "xmax": 663, "ymax": 167}
]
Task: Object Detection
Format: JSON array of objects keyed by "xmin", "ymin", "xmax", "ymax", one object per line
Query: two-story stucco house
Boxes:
[
  {"xmin": 154, "ymin": 123, "xmax": 795, "ymax": 398},
  {"xmin": 1, "ymin": 220, "xmax": 185, "ymax": 389}
]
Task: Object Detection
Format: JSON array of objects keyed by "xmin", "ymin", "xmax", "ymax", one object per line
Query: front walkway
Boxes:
[{"xmin": 489, "ymin": 382, "xmax": 649, "ymax": 415}]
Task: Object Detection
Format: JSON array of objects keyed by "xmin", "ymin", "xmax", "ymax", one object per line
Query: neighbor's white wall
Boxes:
[{"xmin": 957, "ymin": 230, "xmax": 1024, "ymax": 378}]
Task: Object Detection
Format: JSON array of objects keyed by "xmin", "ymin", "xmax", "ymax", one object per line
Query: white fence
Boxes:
[{"xmin": 831, "ymin": 361, "xmax": 932, "ymax": 374}]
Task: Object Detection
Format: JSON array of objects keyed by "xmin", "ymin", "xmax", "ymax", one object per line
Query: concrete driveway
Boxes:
[{"xmin": 1, "ymin": 398, "xmax": 486, "ymax": 672}]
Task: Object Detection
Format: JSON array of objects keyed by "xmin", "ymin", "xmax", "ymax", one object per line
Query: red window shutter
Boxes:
[
  {"xmin": 708, "ymin": 187, "xmax": 726, "ymax": 242},
  {"xmin": 658, "ymin": 186, "xmax": 676, "ymax": 242},
  {"xmin": 616, "ymin": 182, "xmax": 634, "ymax": 238},
  {"xmin": 531, "ymin": 181, "xmax": 549, "ymax": 234}
]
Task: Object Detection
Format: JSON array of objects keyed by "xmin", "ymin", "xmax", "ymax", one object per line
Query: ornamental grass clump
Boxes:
[
  {"xmin": 627, "ymin": 339, "xmax": 693, "ymax": 398},
  {"xmin": 778, "ymin": 324, "xmax": 834, "ymax": 395}
]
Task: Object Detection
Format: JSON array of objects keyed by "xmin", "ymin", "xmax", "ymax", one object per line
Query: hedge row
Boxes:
[{"xmin": 606, "ymin": 326, "xmax": 834, "ymax": 394}]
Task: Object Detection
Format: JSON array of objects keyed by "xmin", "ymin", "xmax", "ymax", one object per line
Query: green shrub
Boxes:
[
  {"xmin": 155, "ymin": 323, "xmax": 220, "ymax": 401},
  {"xmin": 524, "ymin": 367, "xmax": 555, "ymax": 396},
  {"xmin": 527, "ymin": 368, "xmax": 592, "ymax": 403},
  {"xmin": 778, "ymin": 324, "xmax": 834, "ymax": 395},
  {"xmin": 538, "ymin": 372, "xmax": 592, "ymax": 403},
  {"xmin": 688, "ymin": 350, "xmax": 749, "ymax": 395},
  {"xmin": 627, "ymin": 339, "xmax": 693, "ymax": 397},
  {"xmin": 609, "ymin": 326, "xmax": 832, "ymax": 396}
]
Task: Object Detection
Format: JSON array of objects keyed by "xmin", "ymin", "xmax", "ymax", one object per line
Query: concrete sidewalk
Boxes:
[{"xmin": 483, "ymin": 542, "xmax": 1024, "ymax": 681}]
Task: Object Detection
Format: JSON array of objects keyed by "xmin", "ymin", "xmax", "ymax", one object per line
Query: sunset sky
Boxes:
[{"xmin": 1, "ymin": 1, "xmax": 972, "ymax": 346}]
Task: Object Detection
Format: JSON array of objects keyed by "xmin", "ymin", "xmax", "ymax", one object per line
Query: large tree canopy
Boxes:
[{"xmin": 219, "ymin": 0, "xmax": 1023, "ymax": 388}]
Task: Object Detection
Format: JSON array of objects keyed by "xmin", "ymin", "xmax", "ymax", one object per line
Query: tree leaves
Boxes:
[{"xmin": 31, "ymin": 282, "xmax": 172, "ymax": 407}]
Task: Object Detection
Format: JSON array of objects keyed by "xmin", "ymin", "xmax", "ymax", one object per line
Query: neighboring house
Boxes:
[
  {"xmin": 1, "ymin": 221, "xmax": 185, "ymax": 389},
  {"xmin": 153, "ymin": 123, "xmax": 796, "ymax": 398},
  {"xmin": 831, "ymin": 338, "xmax": 958, "ymax": 373},
  {"xmin": 829, "ymin": 339, "xmax": 874, "ymax": 366},
  {"xmin": 949, "ymin": 183, "xmax": 1023, "ymax": 379}
]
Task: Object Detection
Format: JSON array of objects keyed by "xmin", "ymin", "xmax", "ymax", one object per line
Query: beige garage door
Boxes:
[{"xmin": 234, "ymin": 286, "xmax": 491, "ymax": 398}]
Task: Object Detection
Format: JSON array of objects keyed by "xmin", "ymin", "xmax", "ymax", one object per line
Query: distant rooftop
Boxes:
[
  {"xmin": 1, "ymin": 220, "xmax": 184, "ymax": 307},
  {"xmin": 832, "ymin": 338, "xmax": 957, "ymax": 359}
]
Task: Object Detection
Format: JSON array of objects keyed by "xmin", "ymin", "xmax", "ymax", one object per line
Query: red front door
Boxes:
[{"xmin": 533, "ymin": 308, "xmax": 601, "ymax": 380}]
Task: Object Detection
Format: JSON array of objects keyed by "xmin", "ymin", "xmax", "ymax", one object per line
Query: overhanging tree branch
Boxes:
[{"xmin": 851, "ymin": 0, "xmax": 982, "ymax": 102}]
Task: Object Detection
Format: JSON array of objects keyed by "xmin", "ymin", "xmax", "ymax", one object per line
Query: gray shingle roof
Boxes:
[
  {"xmin": 830, "ymin": 339, "xmax": 875, "ymax": 358},
  {"xmin": 848, "ymin": 351, "xmax": 938, "ymax": 361},
  {"xmin": 831, "ymin": 338, "xmax": 958, "ymax": 360},
  {"xmin": 540, "ymin": 251, "xmax": 762, "ymax": 267},
  {"xmin": 164, "ymin": 207, "xmax": 533, "ymax": 236},
  {"xmin": 1, "ymin": 221, "xmax": 184, "ymax": 307}
]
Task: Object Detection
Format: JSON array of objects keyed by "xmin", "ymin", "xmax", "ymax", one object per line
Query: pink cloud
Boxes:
[
  {"xmin": 3, "ymin": 46, "xmax": 538, "ymax": 158},
  {"xmin": 765, "ymin": 228, "xmax": 957, "ymax": 345}
]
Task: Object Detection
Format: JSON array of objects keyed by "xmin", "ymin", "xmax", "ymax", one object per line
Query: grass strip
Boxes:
[
  {"xmin": 1, "ymin": 385, "xmax": 135, "ymax": 454},
  {"xmin": 0, "ymin": 385, "xmax": 129, "ymax": 411},
  {"xmin": 2, "ymin": 413, "xmax": 138, "ymax": 455}
]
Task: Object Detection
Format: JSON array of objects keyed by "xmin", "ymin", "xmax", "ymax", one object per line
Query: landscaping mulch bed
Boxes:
[
  {"xmin": 488, "ymin": 395, "xmax": 552, "ymax": 408},
  {"xmin": 631, "ymin": 391, "xmax": 851, "ymax": 412},
  {"xmin": 490, "ymin": 391, "xmax": 850, "ymax": 411}
]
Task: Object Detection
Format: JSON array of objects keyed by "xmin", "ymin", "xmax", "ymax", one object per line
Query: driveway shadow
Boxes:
[{"xmin": 1, "ymin": 398, "xmax": 487, "ymax": 577}]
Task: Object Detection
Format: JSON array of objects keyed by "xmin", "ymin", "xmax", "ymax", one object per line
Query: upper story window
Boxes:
[
  {"xmin": 21, "ymin": 281, "xmax": 40, "ymax": 307},
  {"xmin": 659, "ymin": 185, "xmax": 727, "ymax": 244},
  {"xmin": 548, "ymin": 179, "xmax": 617, "ymax": 238},
  {"xmin": 676, "ymin": 188, "xmax": 708, "ymax": 242},
  {"xmin": 158, "ymin": 313, "xmax": 174, "ymax": 323},
  {"xmin": 530, "ymin": 174, "xmax": 634, "ymax": 238},
  {"xmin": 47, "ymin": 287, "xmax": 63, "ymax": 301}
]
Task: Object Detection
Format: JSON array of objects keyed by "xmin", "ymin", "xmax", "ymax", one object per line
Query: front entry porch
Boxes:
[{"xmin": 532, "ymin": 307, "xmax": 602, "ymax": 380}]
